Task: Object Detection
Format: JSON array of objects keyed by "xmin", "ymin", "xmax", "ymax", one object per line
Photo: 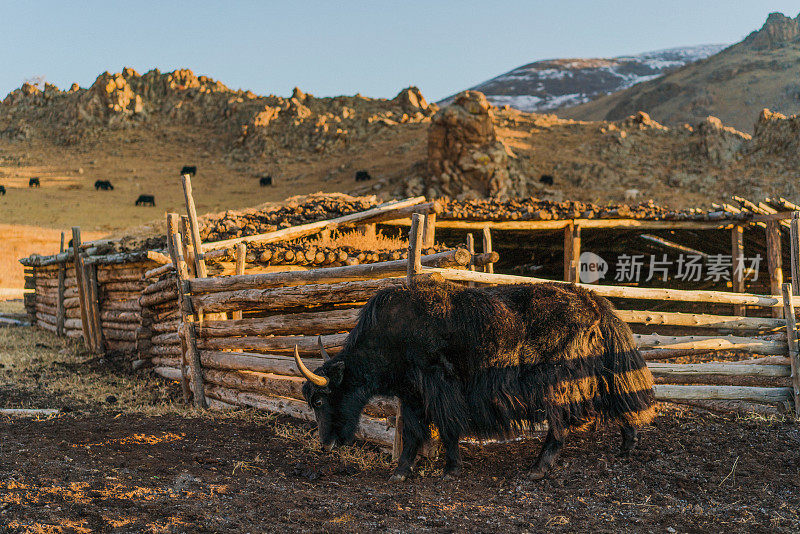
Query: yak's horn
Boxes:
[
  {"xmin": 318, "ymin": 336, "xmax": 331, "ymax": 362},
  {"xmin": 294, "ymin": 345, "xmax": 329, "ymax": 387}
]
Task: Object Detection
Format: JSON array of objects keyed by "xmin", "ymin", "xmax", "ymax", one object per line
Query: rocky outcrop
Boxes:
[
  {"xmin": 746, "ymin": 108, "xmax": 800, "ymax": 165},
  {"xmin": 742, "ymin": 12, "xmax": 800, "ymax": 49},
  {"xmin": 0, "ymin": 68, "xmax": 437, "ymax": 154},
  {"xmin": 691, "ymin": 116, "xmax": 751, "ymax": 166},
  {"xmin": 426, "ymin": 91, "xmax": 517, "ymax": 200}
]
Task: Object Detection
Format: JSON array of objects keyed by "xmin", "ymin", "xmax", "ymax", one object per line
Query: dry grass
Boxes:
[
  {"xmin": 303, "ymin": 229, "xmax": 407, "ymax": 251},
  {"xmin": 0, "ymin": 323, "xmax": 391, "ymax": 469},
  {"xmin": 0, "ymin": 224, "xmax": 105, "ymax": 289}
]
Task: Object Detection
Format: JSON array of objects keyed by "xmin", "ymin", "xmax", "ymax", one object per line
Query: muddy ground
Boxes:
[{"xmin": 1, "ymin": 321, "xmax": 799, "ymax": 533}]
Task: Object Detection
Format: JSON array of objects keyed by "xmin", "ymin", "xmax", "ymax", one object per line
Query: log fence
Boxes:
[{"xmin": 19, "ymin": 198, "xmax": 800, "ymax": 451}]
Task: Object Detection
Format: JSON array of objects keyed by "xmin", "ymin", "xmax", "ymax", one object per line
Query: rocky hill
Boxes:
[
  {"xmin": 440, "ymin": 45, "xmax": 725, "ymax": 112},
  {"xmin": 559, "ymin": 12, "xmax": 800, "ymax": 132},
  {"xmin": 1, "ymin": 68, "xmax": 436, "ymax": 156}
]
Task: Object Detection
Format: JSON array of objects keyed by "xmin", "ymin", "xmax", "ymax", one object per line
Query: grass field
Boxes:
[{"xmin": 0, "ymin": 224, "xmax": 106, "ymax": 290}]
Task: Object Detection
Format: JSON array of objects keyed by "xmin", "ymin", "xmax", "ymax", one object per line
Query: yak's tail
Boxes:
[{"xmin": 596, "ymin": 300, "xmax": 656, "ymax": 428}]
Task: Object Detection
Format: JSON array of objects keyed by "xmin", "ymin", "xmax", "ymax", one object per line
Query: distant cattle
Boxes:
[
  {"xmin": 180, "ymin": 165, "xmax": 197, "ymax": 176},
  {"xmin": 539, "ymin": 174, "xmax": 554, "ymax": 186},
  {"xmin": 624, "ymin": 189, "xmax": 640, "ymax": 202},
  {"xmin": 259, "ymin": 176, "xmax": 273, "ymax": 187},
  {"xmin": 355, "ymin": 170, "xmax": 372, "ymax": 182},
  {"xmin": 0, "ymin": 185, "xmax": 5, "ymax": 195},
  {"xmin": 94, "ymin": 180, "xmax": 114, "ymax": 190},
  {"xmin": 29, "ymin": 177, "xmax": 40, "ymax": 188},
  {"xmin": 135, "ymin": 194, "xmax": 155, "ymax": 206}
]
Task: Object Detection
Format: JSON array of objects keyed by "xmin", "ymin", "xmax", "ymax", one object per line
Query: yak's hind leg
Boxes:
[
  {"xmin": 619, "ymin": 423, "xmax": 639, "ymax": 455},
  {"xmin": 528, "ymin": 426, "xmax": 567, "ymax": 480},
  {"xmin": 389, "ymin": 403, "xmax": 430, "ymax": 482}
]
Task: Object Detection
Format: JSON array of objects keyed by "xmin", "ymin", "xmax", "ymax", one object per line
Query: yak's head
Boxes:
[{"xmin": 295, "ymin": 339, "xmax": 351, "ymax": 450}]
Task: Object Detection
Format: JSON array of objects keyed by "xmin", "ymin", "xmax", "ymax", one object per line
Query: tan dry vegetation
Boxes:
[
  {"xmin": 303, "ymin": 229, "xmax": 407, "ymax": 251},
  {"xmin": 0, "ymin": 224, "xmax": 105, "ymax": 289}
]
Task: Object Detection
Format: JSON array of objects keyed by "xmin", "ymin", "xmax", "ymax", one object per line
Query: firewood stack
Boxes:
[
  {"xmin": 97, "ymin": 263, "xmax": 152, "ymax": 352},
  {"xmin": 438, "ymin": 198, "xmax": 753, "ymax": 222}
]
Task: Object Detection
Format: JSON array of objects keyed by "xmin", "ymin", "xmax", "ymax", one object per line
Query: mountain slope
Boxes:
[
  {"xmin": 559, "ymin": 12, "xmax": 800, "ymax": 132},
  {"xmin": 440, "ymin": 45, "xmax": 725, "ymax": 112}
]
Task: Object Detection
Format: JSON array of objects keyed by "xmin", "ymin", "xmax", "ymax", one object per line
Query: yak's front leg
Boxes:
[
  {"xmin": 619, "ymin": 423, "xmax": 639, "ymax": 455},
  {"xmin": 528, "ymin": 426, "xmax": 567, "ymax": 480},
  {"xmin": 389, "ymin": 403, "xmax": 430, "ymax": 482}
]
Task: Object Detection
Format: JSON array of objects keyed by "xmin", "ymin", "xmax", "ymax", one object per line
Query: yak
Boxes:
[
  {"xmin": 180, "ymin": 165, "xmax": 197, "ymax": 176},
  {"xmin": 0, "ymin": 185, "xmax": 5, "ymax": 196},
  {"xmin": 29, "ymin": 177, "xmax": 40, "ymax": 188},
  {"xmin": 135, "ymin": 194, "xmax": 155, "ymax": 206},
  {"xmin": 94, "ymin": 180, "xmax": 113, "ymax": 190},
  {"xmin": 296, "ymin": 279, "xmax": 655, "ymax": 482},
  {"xmin": 260, "ymin": 176, "xmax": 273, "ymax": 187},
  {"xmin": 354, "ymin": 170, "xmax": 372, "ymax": 182},
  {"xmin": 539, "ymin": 174, "xmax": 554, "ymax": 186}
]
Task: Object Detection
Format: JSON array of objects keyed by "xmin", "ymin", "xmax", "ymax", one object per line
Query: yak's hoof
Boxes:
[
  {"xmin": 442, "ymin": 468, "xmax": 461, "ymax": 481},
  {"xmin": 617, "ymin": 449, "xmax": 632, "ymax": 458},
  {"xmin": 388, "ymin": 472, "xmax": 408, "ymax": 483},
  {"xmin": 527, "ymin": 468, "xmax": 547, "ymax": 481}
]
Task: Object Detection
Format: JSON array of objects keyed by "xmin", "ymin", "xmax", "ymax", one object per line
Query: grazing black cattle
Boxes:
[
  {"xmin": 259, "ymin": 176, "xmax": 273, "ymax": 187},
  {"xmin": 539, "ymin": 174, "xmax": 554, "ymax": 185},
  {"xmin": 135, "ymin": 194, "xmax": 155, "ymax": 206},
  {"xmin": 29, "ymin": 177, "xmax": 40, "ymax": 188},
  {"xmin": 0, "ymin": 185, "xmax": 5, "ymax": 196},
  {"xmin": 354, "ymin": 170, "xmax": 372, "ymax": 182},
  {"xmin": 94, "ymin": 180, "xmax": 114, "ymax": 190},
  {"xmin": 296, "ymin": 279, "xmax": 655, "ymax": 481},
  {"xmin": 180, "ymin": 165, "xmax": 197, "ymax": 176}
]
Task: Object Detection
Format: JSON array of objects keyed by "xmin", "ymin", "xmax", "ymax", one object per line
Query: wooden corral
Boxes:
[{"xmin": 19, "ymin": 183, "xmax": 800, "ymax": 451}]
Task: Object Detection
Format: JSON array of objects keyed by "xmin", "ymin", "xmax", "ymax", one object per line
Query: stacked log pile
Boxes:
[
  {"xmin": 438, "ymin": 197, "xmax": 755, "ymax": 222},
  {"xmin": 208, "ymin": 243, "xmax": 450, "ymax": 272},
  {"xmin": 23, "ymin": 263, "xmax": 78, "ymax": 337},
  {"xmin": 98, "ymin": 262, "xmax": 153, "ymax": 353},
  {"xmin": 199, "ymin": 194, "xmax": 381, "ymax": 243}
]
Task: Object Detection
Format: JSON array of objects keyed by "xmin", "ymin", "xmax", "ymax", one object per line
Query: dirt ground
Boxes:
[{"xmin": 1, "ymin": 315, "xmax": 799, "ymax": 533}]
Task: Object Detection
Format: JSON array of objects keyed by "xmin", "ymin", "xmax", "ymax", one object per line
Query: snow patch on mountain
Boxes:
[{"xmin": 442, "ymin": 44, "xmax": 728, "ymax": 113}]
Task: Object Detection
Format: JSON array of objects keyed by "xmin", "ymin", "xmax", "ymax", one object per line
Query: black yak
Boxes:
[
  {"xmin": 296, "ymin": 279, "xmax": 655, "ymax": 481},
  {"xmin": 0, "ymin": 185, "xmax": 5, "ymax": 195},
  {"xmin": 260, "ymin": 176, "xmax": 273, "ymax": 186},
  {"xmin": 135, "ymin": 194, "xmax": 155, "ymax": 206},
  {"xmin": 539, "ymin": 174, "xmax": 554, "ymax": 185},
  {"xmin": 354, "ymin": 170, "xmax": 372, "ymax": 182},
  {"xmin": 94, "ymin": 180, "xmax": 113, "ymax": 190},
  {"xmin": 29, "ymin": 177, "xmax": 40, "ymax": 188},
  {"xmin": 180, "ymin": 165, "xmax": 197, "ymax": 176}
]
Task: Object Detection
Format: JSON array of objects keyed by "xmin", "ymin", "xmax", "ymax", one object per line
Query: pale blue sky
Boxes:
[{"xmin": 0, "ymin": 1, "xmax": 796, "ymax": 101}]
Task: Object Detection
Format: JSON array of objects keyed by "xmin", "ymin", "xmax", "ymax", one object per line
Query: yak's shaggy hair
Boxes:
[{"xmin": 302, "ymin": 279, "xmax": 655, "ymax": 479}]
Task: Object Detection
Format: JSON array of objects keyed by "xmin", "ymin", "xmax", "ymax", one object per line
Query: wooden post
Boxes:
[
  {"xmin": 407, "ymin": 213, "xmax": 424, "ymax": 281},
  {"xmin": 181, "ymin": 173, "xmax": 208, "ymax": 278},
  {"xmin": 71, "ymin": 227, "xmax": 93, "ymax": 349},
  {"xmin": 781, "ymin": 284, "xmax": 800, "ymax": 417},
  {"xmin": 233, "ymin": 243, "xmax": 246, "ymax": 320},
  {"xmin": 766, "ymin": 220, "xmax": 783, "ymax": 318},
  {"xmin": 790, "ymin": 212, "xmax": 800, "ymax": 296},
  {"xmin": 465, "ymin": 233, "xmax": 476, "ymax": 287},
  {"xmin": 731, "ymin": 225, "xmax": 745, "ymax": 316},
  {"xmin": 86, "ymin": 264, "xmax": 105, "ymax": 353},
  {"xmin": 168, "ymin": 213, "xmax": 206, "ymax": 408},
  {"xmin": 564, "ymin": 221, "xmax": 581, "ymax": 283},
  {"xmin": 56, "ymin": 232, "xmax": 66, "ymax": 337},
  {"xmin": 180, "ymin": 216, "xmax": 197, "ymax": 278},
  {"xmin": 482, "ymin": 227, "xmax": 494, "ymax": 274},
  {"xmin": 167, "ymin": 214, "xmax": 193, "ymax": 403},
  {"xmin": 422, "ymin": 212, "xmax": 436, "ymax": 248}
]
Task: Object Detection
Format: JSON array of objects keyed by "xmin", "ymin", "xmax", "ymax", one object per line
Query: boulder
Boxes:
[{"xmin": 426, "ymin": 91, "xmax": 515, "ymax": 199}]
